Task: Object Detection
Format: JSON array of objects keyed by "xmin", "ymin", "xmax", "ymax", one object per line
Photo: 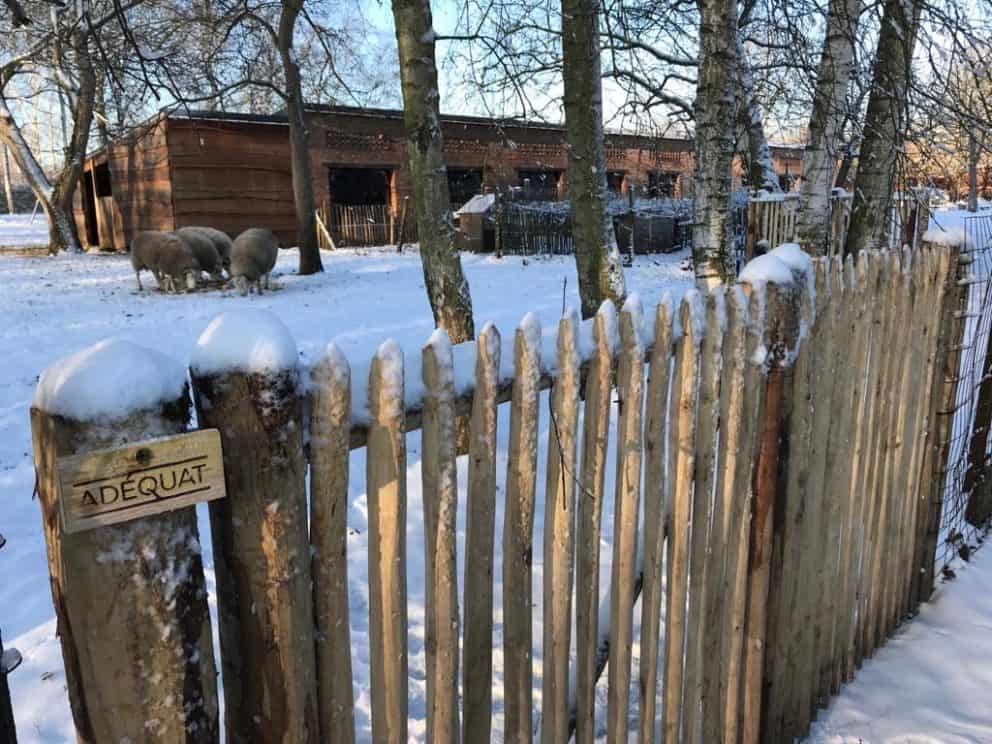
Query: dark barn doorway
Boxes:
[
  {"xmin": 328, "ymin": 166, "xmax": 392, "ymax": 206},
  {"xmin": 81, "ymin": 170, "xmax": 100, "ymax": 246}
]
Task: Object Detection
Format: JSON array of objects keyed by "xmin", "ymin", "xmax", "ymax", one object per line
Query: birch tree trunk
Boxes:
[
  {"xmin": 391, "ymin": 0, "xmax": 475, "ymax": 343},
  {"xmin": 561, "ymin": 0, "xmax": 627, "ymax": 319},
  {"xmin": 843, "ymin": 0, "xmax": 921, "ymax": 255},
  {"xmin": 0, "ymin": 95, "xmax": 79, "ymax": 252},
  {"xmin": 693, "ymin": 0, "xmax": 739, "ymax": 287},
  {"xmin": 2, "ymin": 144, "xmax": 14, "ymax": 214},
  {"xmin": 795, "ymin": 0, "xmax": 860, "ymax": 254},
  {"xmin": 968, "ymin": 132, "xmax": 979, "ymax": 212},
  {"xmin": 738, "ymin": 39, "xmax": 781, "ymax": 194},
  {"xmin": 278, "ymin": 0, "xmax": 323, "ymax": 275}
]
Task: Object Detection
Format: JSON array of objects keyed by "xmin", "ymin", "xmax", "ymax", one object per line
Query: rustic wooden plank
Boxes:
[
  {"xmin": 462, "ymin": 324, "xmax": 501, "ymax": 744},
  {"xmin": 717, "ymin": 286, "xmax": 763, "ymax": 744},
  {"xmin": 56, "ymin": 429, "xmax": 225, "ymax": 533},
  {"xmin": 682, "ymin": 290, "xmax": 724, "ymax": 744},
  {"xmin": 913, "ymin": 245, "xmax": 964, "ymax": 604},
  {"xmin": 541, "ymin": 311, "xmax": 581, "ymax": 744},
  {"xmin": 762, "ymin": 257, "xmax": 817, "ymax": 744},
  {"xmin": 31, "ymin": 389, "xmax": 218, "ymax": 743},
  {"xmin": 190, "ymin": 354, "xmax": 317, "ymax": 742},
  {"xmin": 502, "ymin": 315, "xmax": 542, "ymax": 744},
  {"xmin": 309, "ymin": 346, "xmax": 357, "ymax": 744},
  {"xmin": 661, "ymin": 291, "xmax": 703, "ymax": 744},
  {"xmin": 637, "ymin": 296, "xmax": 675, "ymax": 744},
  {"xmin": 606, "ymin": 298, "xmax": 646, "ymax": 744},
  {"xmin": 575, "ymin": 302, "xmax": 617, "ymax": 744},
  {"xmin": 366, "ymin": 341, "xmax": 409, "ymax": 744},
  {"xmin": 422, "ymin": 331, "xmax": 461, "ymax": 744},
  {"xmin": 739, "ymin": 280, "xmax": 801, "ymax": 744}
]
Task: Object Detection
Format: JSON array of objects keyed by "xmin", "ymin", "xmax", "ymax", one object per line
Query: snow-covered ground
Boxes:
[
  {"xmin": 0, "ymin": 237, "xmax": 691, "ymax": 742},
  {"xmin": 0, "ymin": 213, "xmax": 48, "ymax": 249},
  {"xmin": 3, "ymin": 210, "xmax": 991, "ymax": 743}
]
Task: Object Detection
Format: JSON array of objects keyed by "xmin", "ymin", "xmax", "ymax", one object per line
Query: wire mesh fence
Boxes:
[{"xmin": 935, "ymin": 212, "xmax": 992, "ymax": 576}]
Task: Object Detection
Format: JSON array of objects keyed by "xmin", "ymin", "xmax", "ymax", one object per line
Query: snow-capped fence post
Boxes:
[
  {"xmin": 309, "ymin": 345, "xmax": 356, "ymax": 744},
  {"xmin": 422, "ymin": 331, "xmax": 461, "ymax": 743},
  {"xmin": 540, "ymin": 310, "xmax": 581, "ymax": 744},
  {"xmin": 502, "ymin": 315, "xmax": 541, "ymax": 744},
  {"xmin": 575, "ymin": 302, "xmax": 617, "ymax": 744},
  {"xmin": 365, "ymin": 340, "xmax": 409, "ymax": 743},
  {"xmin": 188, "ymin": 311, "xmax": 318, "ymax": 742},
  {"xmin": 914, "ymin": 239, "xmax": 967, "ymax": 605},
  {"xmin": 737, "ymin": 276, "xmax": 801, "ymax": 744},
  {"xmin": 462, "ymin": 323, "xmax": 501, "ymax": 743},
  {"xmin": 29, "ymin": 341, "xmax": 219, "ymax": 743},
  {"xmin": 661, "ymin": 291, "xmax": 703, "ymax": 744}
]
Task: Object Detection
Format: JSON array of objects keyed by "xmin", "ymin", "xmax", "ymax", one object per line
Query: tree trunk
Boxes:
[
  {"xmin": 843, "ymin": 0, "xmax": 921, "ymax": 255},
  {"xmin": 692, "ymin": 0, "xmax": 739, "ymax": 288},
  {"xmin": 391, "ymin": 0, "xmax": 475, "ymax": 343},
  {"xmin": 2, "ymin": 144, "xmax": 14, "ymax": 214},
  {"xmin": 48, "ymin": 29, "xmax": 98, "ymax": 254},
  {"xmin": 0, "ymin": 95, "xmax": 79, "ymax": 252},
  {"xmin": 967, "ymin": 132, "xmax": 979, "ymax": 213},
  {"xmin": 279, "ymin": 0, "xmax": 323, "ymax": 275},
  {"xmin": 738, "ymin": 39, "xmax": 781, "ymax": 194},
  {"xmin": 561, "ymin": 0, "xmax": 627, "ymax": 319},
  {"xmin": 795, "ymin": 0, "xmax": 860, "ymax": 255}
]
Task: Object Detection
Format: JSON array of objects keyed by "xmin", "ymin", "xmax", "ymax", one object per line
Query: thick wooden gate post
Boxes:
[
  {"xmin": 189, "ymin": 311, "xmax": 318, "ymax": 743},
  {"xmin": 30, "ymin": 340, "xmax": 219, "ymax": 743},
  {"xmin": 737, "ymin": 274, "xmax": 802, "ymax": 744}
]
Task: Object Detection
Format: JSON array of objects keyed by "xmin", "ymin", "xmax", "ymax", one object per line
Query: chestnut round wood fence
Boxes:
[{"xmin": 27, "ymin": 240, "xmax": 972, "ymax": 744}]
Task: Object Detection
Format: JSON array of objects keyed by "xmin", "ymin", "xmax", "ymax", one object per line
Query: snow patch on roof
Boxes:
[
  {"xmin": 33, "ymin": 339, "xmax": 186, "ymax": 420},
  {"xmin": 454, "ymin": 193, "xmax": 495, "ymax": 216},
  {"xmin": 190, "ymin": 310, "xmax": 298, "ymax": 376}
]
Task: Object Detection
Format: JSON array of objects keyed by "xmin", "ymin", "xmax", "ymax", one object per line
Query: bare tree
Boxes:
[
  {"xmin": 561, "ymin": 0, "xmax": 626, "ymax": 319},
  {"xmin": 391, "ymin": 0, "xmax": 475, "ymax": 343},
  {"xmin": 844, "ymin": 0, "xmax": 922, "ymax": 254},
  {"xmin": 794, "ymin": 0, "xmax": 860, "ymax": 253},
  {"xmin": 692, "ymin": 0, "xmax": 739, "ymax": 286}
]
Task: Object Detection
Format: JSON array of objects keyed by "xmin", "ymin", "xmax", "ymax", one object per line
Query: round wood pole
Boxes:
[
  {"xmin": 30, "ymin": 342, "xmax": 218, "ymax": 744},
  {"xmin": 189, "ymin": 313, "xmax": 318, "ymax": 743}
]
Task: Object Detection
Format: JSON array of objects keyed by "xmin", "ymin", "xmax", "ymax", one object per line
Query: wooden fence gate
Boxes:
[{"xmin": 27, "ymin": 237, "xmax": 969, "ymax": 743}]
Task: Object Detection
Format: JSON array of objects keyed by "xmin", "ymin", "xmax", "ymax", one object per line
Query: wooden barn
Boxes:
[{"xmin": 74, "ymin": 110, "xmax": 295, "ymax": 251}]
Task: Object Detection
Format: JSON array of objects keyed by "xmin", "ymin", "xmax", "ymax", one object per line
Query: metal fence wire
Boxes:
[{"xmin": 935, "ymin": 212, "xmax": 992, "ymax": 576}]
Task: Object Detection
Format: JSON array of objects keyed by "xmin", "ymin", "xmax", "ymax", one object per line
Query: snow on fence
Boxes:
[{"xmin": 26, "ymin": 239, "xmax": 973, "ymax": 743}]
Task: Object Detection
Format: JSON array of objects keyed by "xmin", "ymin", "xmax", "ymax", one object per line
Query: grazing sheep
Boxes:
[
  {"xmin": 130, "ymin": 231, "xmax": 200, "ymax": 293},
  {"xmin": 179, "ymin": 226, "xmax": 233, "ymax": 272},
  {"xmin": 230, "ymin": 228, "xmax": 279, "ymax": 296},
  {"xmin": 176, "ymin": 227, "xmax": 225, "ymax": 280}
]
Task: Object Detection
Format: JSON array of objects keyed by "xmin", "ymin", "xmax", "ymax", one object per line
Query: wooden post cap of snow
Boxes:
[
  {"xmin": 188, "ymin": 310, "xmax": 318, "ymax": 744},
  {"xmin": 29, "ymin": 339, "xmax": 219, "ymax": 744}
]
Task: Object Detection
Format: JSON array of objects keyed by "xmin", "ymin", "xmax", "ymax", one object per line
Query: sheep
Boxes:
[
  {"xmin": 176, "ymin": 227, "xmax": 225, "ymax": 281},
  {"xmin": 129, "ymin": 231, "xmax": 200, "ymax": 293},
  {"xmin": 178, "ymin": 226, "xmax": 233, "ymax": 272},
  {"xmin": 230, "ymin": 228, "xmax": 279, "ymax": 296}
]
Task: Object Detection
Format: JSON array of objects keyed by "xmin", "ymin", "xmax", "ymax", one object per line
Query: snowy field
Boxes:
[
  {"xmin": 2, "ymin": 210, "xmax": 990, "ymax": 742},
  {"xmin": 0, "ymin": 213, "xmax": 48, "ymax": 250}
]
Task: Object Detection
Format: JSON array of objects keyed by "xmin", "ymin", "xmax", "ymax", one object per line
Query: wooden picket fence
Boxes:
[
  {"xmin": 745, "ymin": 192, "xmax": 854, "ymax": 258},
  {"xmin": 28, "ymin": 240, "xmax": 969, "ymax": 743},
  {"xmin": 318, "ymin": 202, "xmax": 417, "ymax": 248}
]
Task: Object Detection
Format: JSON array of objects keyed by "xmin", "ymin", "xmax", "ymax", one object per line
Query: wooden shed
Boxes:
[{"xmin": 75, "ymin": 110, "xmax": 296, "ymax": 251}]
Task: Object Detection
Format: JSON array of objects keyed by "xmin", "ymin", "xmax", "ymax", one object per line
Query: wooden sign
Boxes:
[{"xmin": 56, "ymin": 429, "xmax": 226, "ymax": 533}]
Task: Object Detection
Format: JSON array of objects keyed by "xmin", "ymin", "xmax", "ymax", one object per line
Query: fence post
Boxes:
[
  {"xmin": 737, "ymin": 277, "xmax": 802, "ymax": 744},
  {"xmin": 189, "ymin": 311, "xmax": 318, "ymax": 743},
  {"xmin": 30, "ymin": 340, "xmax": 219, "ymax": 743},
  {"xmin": 309, "ymin": 344, "xmax": 356, "ymax": 744},
  {"xmin": 914, "ymin": 240, "xmax": 967, "ymax": 603}
]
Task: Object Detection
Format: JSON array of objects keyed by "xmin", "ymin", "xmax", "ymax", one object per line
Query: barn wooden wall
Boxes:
[{"xmin": 167, "ymin": 118, "xmax": 296, "ymax": 246}]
